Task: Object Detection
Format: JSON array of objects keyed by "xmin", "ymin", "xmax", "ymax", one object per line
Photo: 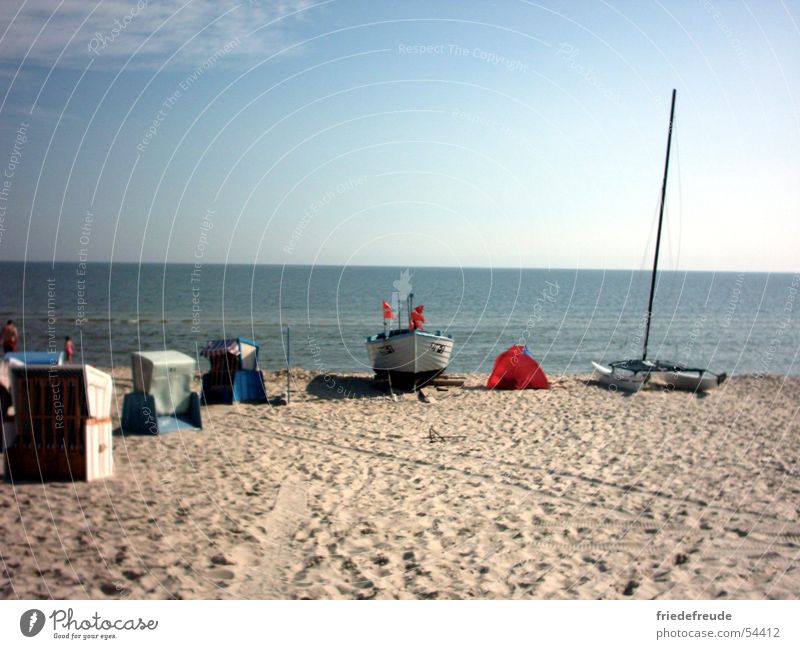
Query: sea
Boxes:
[{"xmin": 1, "ymin": 262, "xmax": 798, "ymax": 377}]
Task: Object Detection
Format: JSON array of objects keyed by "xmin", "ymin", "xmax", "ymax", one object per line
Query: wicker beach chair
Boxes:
[{"xmin": 4, "ymin": 365, "xmax": 113, "ymax": 482}]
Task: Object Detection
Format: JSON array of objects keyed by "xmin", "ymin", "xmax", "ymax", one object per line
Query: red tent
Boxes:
[{"xmin": 486, "ymin": 345, "xmax": 549, "ymax": 390}]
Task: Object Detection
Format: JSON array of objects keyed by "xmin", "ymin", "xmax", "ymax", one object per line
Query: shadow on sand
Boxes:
[
  {"xmin": 581, "ymin": 378, "xmax": 638, "ymax": 397},
  {"xmin": 305, "ymin": 374, "xmax": 388, "ymax": 400}
]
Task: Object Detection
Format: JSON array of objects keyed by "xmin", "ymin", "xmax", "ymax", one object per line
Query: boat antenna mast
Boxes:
[
  {"xmin": 397, "ymin": 294, "xmax": 403, "ymax": 332},
  {"xmin": 642, "ymin": 88, "xmax": 676, "ymax": 362}
]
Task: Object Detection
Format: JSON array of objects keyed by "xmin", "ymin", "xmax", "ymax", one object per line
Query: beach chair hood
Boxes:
[
  {"xmin": 4, "ymin": 351, "xmax": 65, "ymax": 365},
  {"xmin": 131, "ymin": 351, "xmax": 196, "ymax": 415},
  {"xmin": 201, "ymin": 338, "xmax": 259, "ymax": 370},
  {"xmin": 201, "ymin": 339, "xmax": 243, "ymax": 357},
  {"xmin": 200, "ymin": 337, "xmax": 265, "ymax": 403}
]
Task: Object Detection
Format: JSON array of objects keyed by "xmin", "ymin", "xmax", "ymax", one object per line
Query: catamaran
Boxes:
[
  {"xmin": 366, "ymin": 293, "xmax": 453, "ymax": 389},
  {"xmin": 592, "ymin": 89, "xmax": 726, "ymax": 393}
]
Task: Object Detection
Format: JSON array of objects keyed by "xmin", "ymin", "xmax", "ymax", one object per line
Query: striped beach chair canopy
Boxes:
[{"xmin": 201, "ymin": 338, "xmax": 260, "ymax": 370}]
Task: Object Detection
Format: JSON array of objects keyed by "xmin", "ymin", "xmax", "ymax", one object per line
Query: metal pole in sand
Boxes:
[{"xmin": 286, "ymin": 325, "xmax": 291, "ymax": 404}]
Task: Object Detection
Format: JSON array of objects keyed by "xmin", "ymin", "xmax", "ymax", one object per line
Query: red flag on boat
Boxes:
[
  {"xmin": 382, "ymin": 301, "xmax": 394, "ymax": 320},
  {"xmin": 409, "ymin": 304, "xmax": 426, "ymax": 330}
]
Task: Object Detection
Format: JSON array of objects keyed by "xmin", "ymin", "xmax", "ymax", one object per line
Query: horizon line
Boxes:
[{"xmin": 0, "ymin": 260, "xmax": 796, "ymax": 274}]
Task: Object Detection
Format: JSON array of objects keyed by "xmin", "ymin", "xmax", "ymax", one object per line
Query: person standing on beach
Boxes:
[
  {"xmin": 1, "ymin": 320, "xmax": 18, "ymax": 353},
  {"xmin": 64, "ymin": 335, "xmax": 74, "ymax": 363}
]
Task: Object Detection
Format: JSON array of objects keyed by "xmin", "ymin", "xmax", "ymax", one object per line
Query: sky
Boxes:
[{"xmin": 0, "ymin": 0, "xmax": 797, "ymax": 272}]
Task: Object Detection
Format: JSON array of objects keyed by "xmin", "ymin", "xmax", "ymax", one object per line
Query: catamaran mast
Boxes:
[{"xmin": 642, "ymin": 88, "xmax": 676, "ymax": 361}]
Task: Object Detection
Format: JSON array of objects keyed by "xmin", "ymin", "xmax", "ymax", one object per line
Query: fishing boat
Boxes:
[
  {"xmin": 593, "ymin": 89, "xmax": 726, "ymax": 393},
  {"xmin": 366, "ymin": 292, "xmax": 454, "ymax": 389}
]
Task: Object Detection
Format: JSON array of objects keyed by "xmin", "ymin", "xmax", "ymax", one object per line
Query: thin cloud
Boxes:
[{"xmin": 0, "ymin": 0, "xmax": 320, "ymax": 70}]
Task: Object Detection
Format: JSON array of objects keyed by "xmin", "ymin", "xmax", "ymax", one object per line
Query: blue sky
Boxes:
[{"xmin": 0, "ymin": 0, "xmax": 797, "ymax": 271}]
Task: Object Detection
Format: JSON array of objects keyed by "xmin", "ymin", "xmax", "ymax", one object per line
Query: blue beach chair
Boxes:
[
  {"xmin": 121, "ymin": 351, "xmax": 202, "ymax": 435},
  {"xmin": 200, "ymin": 338, "xmax": 267, "ymax": 403}
]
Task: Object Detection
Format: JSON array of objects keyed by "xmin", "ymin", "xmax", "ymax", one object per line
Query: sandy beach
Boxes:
[{"xmin": 1, "ymin": 369, "xmax": 798, "ymax": 600}]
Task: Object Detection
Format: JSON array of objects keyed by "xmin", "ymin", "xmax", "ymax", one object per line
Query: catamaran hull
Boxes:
[
  {"xmin": 648, "ymin": 369, "xmax": 726, "ymax": 392},
  {"xmin": 591, "ymin": 361, "xmax": 646, "ymax": 393},
  {"xmin": 366, "ymin": 331, "xmax": 453, "ymax": 388},
  {"xmin": 593, "ymin": 360, "xmax": 726, "ymax": 393}
]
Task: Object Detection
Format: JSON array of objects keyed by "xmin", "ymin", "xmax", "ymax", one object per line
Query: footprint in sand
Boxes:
[
  {"xmin": 231, "ymin": 476, "xmax": 310, "ymax": 597},
  {"xmin": 207, "ymin": 568, "xmax": 235, "ymax": 581}
]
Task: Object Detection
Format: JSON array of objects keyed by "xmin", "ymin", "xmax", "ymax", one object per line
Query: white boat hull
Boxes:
[
  {"xmin": 648, "ymin": 369, "xmax": 726, "ymax": 392},
  {"xmin": 591, "ymin": 361, "xmax": 647, "ymax": 393},
  {"xmin": 366, "ymin": 330, "xmax": 453, "ymax": 386},
  {"xmin": 593, "ymin": 359, "xmax": 726, "ymax": 393}
]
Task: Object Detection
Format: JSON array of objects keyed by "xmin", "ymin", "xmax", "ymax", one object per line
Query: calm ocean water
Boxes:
[{"xmin": 1, "ymin": 262, "xmax": 798, "ymax": 376}]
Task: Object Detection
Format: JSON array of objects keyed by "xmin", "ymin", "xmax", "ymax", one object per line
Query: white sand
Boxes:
[{"xmin": 1, "ymin": 369, "xmax": 798, "ymax": 599}]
